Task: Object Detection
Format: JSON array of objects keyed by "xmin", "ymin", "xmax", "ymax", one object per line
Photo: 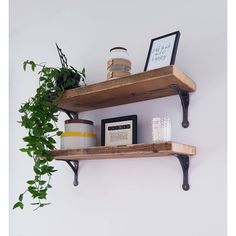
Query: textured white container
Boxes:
[
  {"xmin": 152, "ymin": 117, "xmax": 171, "ymax": 142},
  {"xmin": 61, "ymin": 119, "xmax": 96, "ymax": 149}
]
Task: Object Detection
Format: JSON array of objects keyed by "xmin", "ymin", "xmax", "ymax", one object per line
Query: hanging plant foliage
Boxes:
[{"xmin": 13, "ymin": 45, "xmax": 86, "ymax": 210}]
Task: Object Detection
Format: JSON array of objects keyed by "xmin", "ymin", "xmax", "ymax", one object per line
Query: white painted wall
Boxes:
[{"xmin": 9, "ymin": 0, "xmax": 227, "ymax": 235}]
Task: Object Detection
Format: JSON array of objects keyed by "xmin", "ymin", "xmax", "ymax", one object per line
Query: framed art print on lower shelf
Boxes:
[
  {"xmin": 101, "ymin": 115, "xmax": 137, "ymax": 146},
  {"xmin": 144, "ymin": 31, "xmax": 180, "ymax": 71}
]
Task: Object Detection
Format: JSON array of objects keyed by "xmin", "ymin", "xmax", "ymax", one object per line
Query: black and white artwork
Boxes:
[
  {"xmin": 144, "ymin": 31, "xmax": 180, "ymax": 71},
  {"xmin": 101, "ymin": 115, "xmax": 137, "ymax": 146}
]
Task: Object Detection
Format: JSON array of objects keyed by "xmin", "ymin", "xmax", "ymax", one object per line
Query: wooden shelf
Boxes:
[
  {"xmin": 54, "ymin": 66, "xmax": 197, "ymax": 190},
  {"xmin": 51, "ymin": 142, "xmax": 196, "ymax": 161},
  {"xmin": 58, "ymin": 65, "xmax": 196, "ymax": 113}
]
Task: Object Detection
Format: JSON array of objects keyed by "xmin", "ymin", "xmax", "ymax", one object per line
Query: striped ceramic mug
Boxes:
[{"xmin": 61, "ymin": 119, "xmax": 96, "ymax": 149}]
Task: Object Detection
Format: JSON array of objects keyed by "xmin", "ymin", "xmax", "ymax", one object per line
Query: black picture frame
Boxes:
[
  {"xmin": 144, "ymin": 31, "xmax": 180, "ymax": 71},
  {"xmin": 101, "ymin": 115, "xmax": 137, "ymax": 146}
]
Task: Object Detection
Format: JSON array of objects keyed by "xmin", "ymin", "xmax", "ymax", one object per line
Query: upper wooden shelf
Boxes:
[
  {"xmin": 58, "ymin": 65, "xmax": 196, "ymax": 113},
  {"xmin": 51, "ymin": 142, "xmax": 196, "ymax": 161}
]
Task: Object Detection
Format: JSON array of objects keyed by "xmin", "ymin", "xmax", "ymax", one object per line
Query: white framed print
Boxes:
[
  {"xmin": 144, "ymin": 31, "xmax": 180, "ymax": 71},
  {"xmin": 101, "ymin": 115, "xmax": 137, "ymax": 146}
]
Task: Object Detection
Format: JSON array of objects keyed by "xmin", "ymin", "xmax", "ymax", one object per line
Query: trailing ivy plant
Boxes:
[{"xmin": 13, "ymin": 51, "xmax": 86, "ymax": 210}]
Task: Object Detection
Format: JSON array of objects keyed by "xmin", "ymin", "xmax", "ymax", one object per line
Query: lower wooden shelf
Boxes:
[
  {"xmin": 51, "ymin": 142, "xmax": 196, "ymax": 190},
  {"xmin": 51, "ymin": 142, "xmax": 196, "ymax": 160}
]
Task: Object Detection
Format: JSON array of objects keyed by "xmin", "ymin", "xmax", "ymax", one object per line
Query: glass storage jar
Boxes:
[
  {"xmin": 152, "ymin": 117, "xmax": 171, "ymax": 142},
  {"xmin": 107, "ymin": 47, "xmax": 132, "ymax": 80}
]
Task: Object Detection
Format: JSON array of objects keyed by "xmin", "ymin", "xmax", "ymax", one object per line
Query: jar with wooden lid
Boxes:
[
  {"xmin": 61, "ymin": 119, "xmax": 96, "ymax": 149},
  {"xmin": 107, "ymin": 47, "xmax": 132, "ymax": 80}
]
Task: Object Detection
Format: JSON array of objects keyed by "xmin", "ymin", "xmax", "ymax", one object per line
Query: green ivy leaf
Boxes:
[
  {"xmin": 45, "ymin": 154, "xmax": 53, "ymax": 162},
  {"xmin": 48, "ymin": 137, "xmax": 56, "ymax": 144},
  {"xmin": 27, "ymin": 180, "xmax": 35, "ymax": 185},
  {"xmin": 40, "ymin": 203, "xmax": 50, "ymax": 207},
  {"xmin": 39, "ymin": 180, "xmax": 47, "ymax": 185},
  {"xmin": 13, "ymin": 201, "xmax": 24, "ymax": 210},
  {"xmin": 20, "ymin": 148, "xmax": 28, "ymax": 152},
  {"xmin": 33, "ymin": 166, "xmax": 41, "ymax": 175},
  {"xmin": 56, "ymin": 131, "xmax": 63, "ymax": 136},
  {"xmin": 23, "ymin": 61, "xmax": 28, "ymax": 71},
  {"xmin": 30, "ymin": 61, "xmax": 36, "ymax": 71},
  {"xmin": 19, "ymin": 194, "xmax": 24, "ymax": 202}
]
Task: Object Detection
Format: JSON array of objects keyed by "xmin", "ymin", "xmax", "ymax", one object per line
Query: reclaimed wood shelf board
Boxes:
[
  {"xmin": 51, "ymin": 142, "xmax": 196, "ymax": 161},
  {"xmin": 58, "ymin": 65, "xmax": 196, "ymax": 113}
]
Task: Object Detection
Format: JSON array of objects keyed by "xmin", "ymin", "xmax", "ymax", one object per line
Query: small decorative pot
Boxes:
[{"xmin": 61, "ymin": 119, "xmax": 96, "ymax": 149}]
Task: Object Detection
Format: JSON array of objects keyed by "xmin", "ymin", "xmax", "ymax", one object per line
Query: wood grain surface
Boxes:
[
  {"xmin": 58, "ymin": 65, "xmax": 196, "ymax": 112},
  {"xmin": 51, "ymin": 142, "xmax": 196, "ymax": 160}
]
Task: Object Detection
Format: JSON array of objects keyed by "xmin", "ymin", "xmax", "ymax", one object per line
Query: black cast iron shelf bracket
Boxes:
[
  {"xmin": 62, "ymin": 155, "xmax": 190, "ymax": 190},
  {"xmin": 169, "ymin": 84, "xmax": 190, "ymax": 128},
  {"xmin": 175, "ymin": 154, "xmax": 190, "ymax": 191},
  {"xmin": 60, "ymin": 108, "xmax": 79, "ymax": 120},
  {"xmin": 65, "ymin": 160, "xmax": 80, "ymax": 186}
]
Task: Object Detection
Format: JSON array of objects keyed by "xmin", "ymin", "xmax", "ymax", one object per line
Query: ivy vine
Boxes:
[{"xmin": 13, "ymin": 60, "xmax": 85, "ymax": 210}]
